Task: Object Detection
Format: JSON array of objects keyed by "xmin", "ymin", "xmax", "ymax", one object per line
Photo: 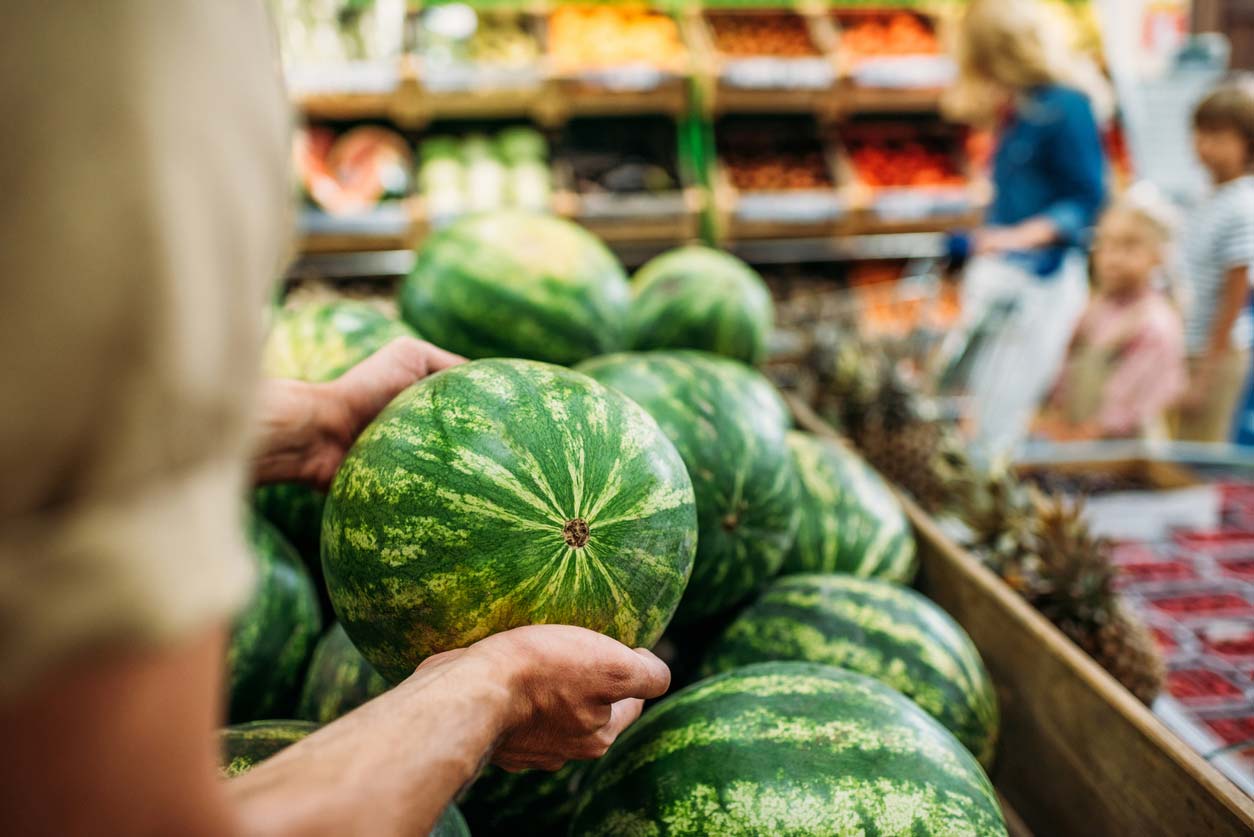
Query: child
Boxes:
[
  {"xmin": 1039, "ymin": 195, "xmax": 1186, "ymax": 440},
  {"xmin": 1177, "ymin": 79, "xmax": 1254, "ymax": 441}
]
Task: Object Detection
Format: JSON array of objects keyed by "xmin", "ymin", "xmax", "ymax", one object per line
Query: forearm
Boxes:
[{"xmin": 229, "ymin": 655, "xmax": 515, "ymax": 837}]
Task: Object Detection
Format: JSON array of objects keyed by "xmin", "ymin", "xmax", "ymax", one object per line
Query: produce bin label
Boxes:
[
  {"xmin": 735, "ymin": 191, "xmax": 843, "ymax": 223},
  {"xmin": 285, "ymin": 61, "xmax": 400, "ymax": 96},
  {"xmin": 722, "ymin": 57, "xmax": 834, "ymax": 90}
]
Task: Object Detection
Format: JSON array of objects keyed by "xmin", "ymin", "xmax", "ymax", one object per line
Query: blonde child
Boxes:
[{"xmin": 1039, "ymin": 194, "xmax": 1186, "ymax": 440}]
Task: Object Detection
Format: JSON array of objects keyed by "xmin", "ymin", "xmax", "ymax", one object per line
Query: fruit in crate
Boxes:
[
  {"xmin": 849, "ymin": 140, "xmax": 965, "ymax": 189},
  {"xmin": 399, "ymin": 212, "xmax": 627, "ymax": 365},
  {"xmin": 466, "ymin": 13, "xmax": 539, "ymax": 67},
  {"xmin": 296, "ymin": 623, "xmax": 390, "ymax": 723},
  {"xmin": 228, "ymin": 516, "xmax": 322, "ymax": 723},
  {"xmin": 255, "ymin": 301, "xmax": 418, "ymax": 559},
  {"xmin": 298, "ymin": 125, "xmax": 412, "ymax": 216},
  {"xmin": 961, "ymin": 473, "xmax": 1165, "ymax": 704},
  {"xmin": 725, "ymin": 148, "xmax": 832, "ymax": 191},
  {"xmin": 578, "ymin": 351, "xmax": 798, "ymax": 625},
  {"xmin": 549, "ymin": 5, "xmax": 686, "ymax": 73},
  {"xmin": 708, "ymin": 12, "xmax": 820, "ymax": 58},
  {"xmin": 839, "ymin": 12, "xmax": 940, "ymax": 57},
  {"xmin": 783, "ymin": 432, "xmax": 917, "ymax": 583},
  {"xmin": 461, "ymin": 763, "xmax": 588, "ymax": 836},
  {"xmin": 702, "ymin": 574, "xmax": 999, "ymax": 767},
  {"xmin": 417, "ymin": 128, "xmax": 551, "ymax": 219},
  {"xmin": 571, "ymin": 662, "xmax": 1007, "ymax": 836},
  {"xmin": 627, "ymin": 246, "xmax": 774, "ymax": 365},
  {"xmin": 321, "ymin": 359, "xmax": 697, "ymax": 683}
]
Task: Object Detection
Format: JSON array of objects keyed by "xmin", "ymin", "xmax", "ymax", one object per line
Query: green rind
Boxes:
[
  {"xmin": 431, "ymin": 806, "xmax": 471, "ymax": 837},
  {"xmin": 322, "ymin": 358, "xmax": 697, "ymax": 683},
  {"xmin": 572, "ymin": 661, "xmax": 1007, "ymax": 837},
  {"xmin": 228, "ymin": 516, "xmax": 324, "ymax": 723},
  {"xmin": 461, "ymin": 762, "xmax": 588, "ymax": 836},
  {"xmin": 702, "ymin": 574, "xmax": 1000, "ymax": 768},
  {"xmin": 296, "ymin": 622, "xmax": 391, "ymax": 724},
  {"xmin": 577, "ymin": 350, "xmax": 798, "ymax": 625},
  {"xmin": 783, "ymin": 432, "xmax": 917, "ymax": 584},
  {"xmin": 262, "ymin": 300, "xmax": 419, "ymax": 383},
  {"xmin": 219, "ymin": 720, "xmax": 318, "ymax": 778},
  {"xmin": 628, "ymin": 246, "xmax": 774, "ymax": 365},
  {"xmin": 255, "ymin": 300, "xmax": 418, "ymax": 555},
  {"xmin": 399, "ymin": 211, "xmax": 630, "ymax": 365}
]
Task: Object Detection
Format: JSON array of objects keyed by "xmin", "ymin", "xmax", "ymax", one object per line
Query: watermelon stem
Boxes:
[{"xmin": 563, "ymin": 518, "xmax": 591, "ymax": 548}]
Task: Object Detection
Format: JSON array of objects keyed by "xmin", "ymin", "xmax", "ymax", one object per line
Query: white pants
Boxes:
[{"xmin": 960, "ymin": 252, "xmax": 1089, "ymax": 461}]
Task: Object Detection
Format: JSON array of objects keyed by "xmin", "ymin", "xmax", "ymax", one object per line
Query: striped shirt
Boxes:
[{"xmin": 1183, "ymin": 175, "xmax": 1254, "ymax": 354}]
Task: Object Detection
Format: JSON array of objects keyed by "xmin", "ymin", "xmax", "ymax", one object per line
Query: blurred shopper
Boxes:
[
  {"xmin": 943, "ymin": 0, "xmax": 1108, "ymax": 459},
  {"xmin": 0, "ymin": 6, "xmax": 666, "ymax": 836},
  {"xmin": 1036, "ymin": 193, "xmax": 1186, "ymax": 442},
  {"xmin": 1176, "ymin": 80, "xmax": 1254, "ymax": 442}
]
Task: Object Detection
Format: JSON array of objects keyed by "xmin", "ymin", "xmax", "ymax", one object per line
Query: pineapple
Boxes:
[
  {"xmin": 809, "ymin": 333, "xmax": 972, "ymax": 513},
  {"xmin": 961, "ymin": 479, "xmax": 1165, "ymax": 704}
]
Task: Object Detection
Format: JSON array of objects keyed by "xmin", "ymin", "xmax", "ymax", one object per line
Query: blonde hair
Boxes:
[
  {"xmin": 1101, "ymin": 182, "xmax": 1188, "ymax": 305},
  {"xmin": 944, "ymin": 0, "xmax": 1112, "ymax": 124}
]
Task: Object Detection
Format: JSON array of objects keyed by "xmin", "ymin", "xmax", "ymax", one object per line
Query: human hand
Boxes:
[
  {"xmin": 1179, "ymin": 359, "xmax": 1213, "ymax": 414},
  {"xmin": 253, "ymin": 337, "xmax": 464, "ymax": 489},
  {"xmin": 417, "ymin": 625, "xmax": 671, "ymax": 772}
]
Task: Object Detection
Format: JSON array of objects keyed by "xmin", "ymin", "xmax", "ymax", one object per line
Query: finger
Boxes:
[
  {"xmin": 419, "ymin": 341, "xmax": 467, "ymax": 372},
  {"xmin": 603, "ymin": 697, "xmax": 644, "ymax": 738},
  {"xmin": 596, "ymin": 646, "xmax": 671, "ymax": 702}
]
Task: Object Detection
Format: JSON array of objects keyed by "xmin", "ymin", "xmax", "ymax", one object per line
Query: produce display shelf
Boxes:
[
  {"xmin": 285, "ymin": 228, "xmax": 951, "ymax": 282},
  {"xmin": 293, "ymin": 79, "xmax": 942, "ymax": 124},
  {"xmin": 789, "ymin": 399, "xmax": 1254, "ymax": 837}
]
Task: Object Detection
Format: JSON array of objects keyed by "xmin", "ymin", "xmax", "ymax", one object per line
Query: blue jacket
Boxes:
[{"xmin": 987, "ymin": 85, "xmax": 1107, "ymax": 277}]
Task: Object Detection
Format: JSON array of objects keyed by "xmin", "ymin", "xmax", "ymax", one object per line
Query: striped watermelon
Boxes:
[
  {"xmin": 399, "ymin": 212, "xmax": 630, "ymax": 365},
  {"xmin": 628, "ymin": 245, "xmax": 774, "ymax": 365},
  {"xmin": 220, "ymin": 720, "xmax": 469, "ymax": 836},
  {"xmin": 219, "ymin": 720, "xmax": 318, "ymax": 778},
  {"xmin": 228, "ymin": 516, "xmax": 323, "ymax": 723},
  {"xmin": 296, "ymin": 622, "xmax": 390, "ymax": 723},
  {"xmin": 461, "ymin": 762, "xmax": 588, "ymax": 836},
  {"xmin": 571, "ymin": 661, "xmax": 1007, "ymax": 836},
  {"xmin": 783, "ymin": 431, "xmax": 917, "ymax": 583},
  {"xmin": 577, "ymin": 351, "xmax": 798, "ymax": 625},
  {"xmin": 702, "ymin": 574, "xmax": 999, "ymax": 768},
  {"xmin": 255, "ymin": 300, "xmax": 418, "ymax": 558},
  {"xmin": 322, "ymin": 358, "xmax": 697, "ymax": 682}
]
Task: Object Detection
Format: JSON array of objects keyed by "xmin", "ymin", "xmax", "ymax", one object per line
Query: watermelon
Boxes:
[
  {"xmin": 783, "ymin": 431, "xmax": 917, "ymax": 583},
  {"xmin": 702, "ymin": 574, "xmax": 1000, "ymax": 768},
  {"xmin": 628, "ymin": 245, "xmax": 774, "ymax": 365},
  {"xmin": 571, "ymin": 661, "xmax": 1007, "ymax": 836},
  {"xmin": 398, "ymin": 211, "xmax": 630, "ymax": 365},
  {"xmin": 296, "ymin": 622, "xmax": 390, "ymax": 724},
  {"xmin": 430, "ymin": 807, "xmax": 471, "ymax": 837},
  {"xmin": 461, "ymin": 762, "xmax": 587, "ymax": 836},
  {"xmin": 577, "ymin": 351, "xmax": 799, "ymax": 625},
  {"xmin": 322, "ymin": 358, "xmax": 697, "ymax": 683},
  {"xmin": 255, "ymin": 300, "xmax": 419, "ymax": 558},
  {"xmin": 228, "ymin": 516, "xmax": 323, "ymax": 723},
  {"xmin": 220, "ymin": 720, "xmax": 468, "ymax": 837},
  {"xmin": 219, "ymin": 720, "xmax": 318, "ymax": 778}
]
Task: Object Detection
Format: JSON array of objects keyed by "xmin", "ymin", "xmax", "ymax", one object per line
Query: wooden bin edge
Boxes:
[{"xmin": 786, "ymin": 395, "xmax": 1254, "ymax": 835}]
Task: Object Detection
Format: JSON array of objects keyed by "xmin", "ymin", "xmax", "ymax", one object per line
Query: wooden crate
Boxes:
[
  {"xmin": 789, "ymin": 397, "xmax": 1254, "ymax": 836},
  {"xmin": 691, "ymin": 8, "xmax": 841, "ymax": 117}
]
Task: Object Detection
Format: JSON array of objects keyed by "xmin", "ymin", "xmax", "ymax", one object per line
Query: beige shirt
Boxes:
[{"xmin": 0, "ymin": 2, "xmax": 292, "ymax": 698}]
